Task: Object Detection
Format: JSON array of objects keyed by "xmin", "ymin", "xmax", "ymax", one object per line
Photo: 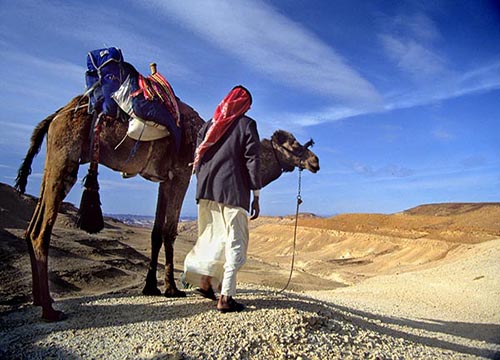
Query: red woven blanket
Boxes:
[{"xmin": 133, "ymin": 72, "xmax": 180, "ymax": 126}]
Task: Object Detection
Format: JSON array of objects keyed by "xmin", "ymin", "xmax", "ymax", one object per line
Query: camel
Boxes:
[{"xmin": 16, "ymin": 95, "xmax": 320, "ymax": 322}]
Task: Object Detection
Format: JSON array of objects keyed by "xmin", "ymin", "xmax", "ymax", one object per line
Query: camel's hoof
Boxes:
[
  {"xmin": 164, "ymin": 288, "xmax": 186, "ymax": 298},
  {"xmin": 142, "ymin": 286, "xmax": 162, "ymax": 296},
  {"xmin": 42, "ymin": 309, "xmax": 67, "ymax": 322},
  {"xmin": 34, "ymin": 297, "xmax": 55, "ymax": 306}
]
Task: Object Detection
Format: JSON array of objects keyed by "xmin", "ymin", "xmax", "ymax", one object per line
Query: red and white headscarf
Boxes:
[{"xmin": 193, "ymin": 86, "xmax": 252, "ymax": 169}]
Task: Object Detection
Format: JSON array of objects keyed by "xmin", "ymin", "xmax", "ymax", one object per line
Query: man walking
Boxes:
[{"xmin": 183, "ymin": 85, "xmax": 261, "ymax": 312}]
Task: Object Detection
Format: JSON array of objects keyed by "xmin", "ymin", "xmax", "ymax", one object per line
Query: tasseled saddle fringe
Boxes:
[{"xmin": 76, "ymin": 165, "xmax": 104, "ymax": 233}]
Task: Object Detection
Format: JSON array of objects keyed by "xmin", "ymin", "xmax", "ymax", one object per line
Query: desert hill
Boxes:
[
  {"xmin": 297, "ymin": 203, "xmax": 500, "ymax": 243},
  {"xmin": 244, "ymin": 202, "xmax": 500, "ymax": 288},
  {"xmin": 0, "ymin": 182, "xmax": 152, "ymax": 311},
  {"xmin": 2, "ymin": 180, "xmax": 499, "ymax": 299}
]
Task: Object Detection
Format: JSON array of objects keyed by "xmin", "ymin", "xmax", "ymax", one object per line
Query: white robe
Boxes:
[{"xmin": 183, "ymin": 199, "xmax": 249, "ymax": 296}]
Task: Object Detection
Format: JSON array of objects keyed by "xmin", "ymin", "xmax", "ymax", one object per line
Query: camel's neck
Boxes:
[{"xmin": 260, "ymin": 139, "xmax": 288, "ymax": 187}]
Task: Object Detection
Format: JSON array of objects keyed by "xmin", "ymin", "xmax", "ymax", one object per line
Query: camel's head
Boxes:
[{"xmin": 271, "ymin": 130, "xmax": 320, "ymax": 173}]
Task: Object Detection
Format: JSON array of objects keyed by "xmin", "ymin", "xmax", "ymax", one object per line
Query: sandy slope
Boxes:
[
  {"xmin": 309, "ymin": 239, "xmax": 500, "ymax": 348},
  {"xmin": 311, "ymin": 239, "xmax": 500, "ymax": 324}
]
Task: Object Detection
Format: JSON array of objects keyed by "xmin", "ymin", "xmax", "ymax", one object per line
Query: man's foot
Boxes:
[
  {"xmin": 197, "ymin": 275, "xmax": 217, "ymax": 300},
  {"xmin": 217, "ymin": 295, "xmax": 245, "ymax": 313},
  {"xmin": 196, "ymin": 287, "xmax": 217, "ymax": 301}
]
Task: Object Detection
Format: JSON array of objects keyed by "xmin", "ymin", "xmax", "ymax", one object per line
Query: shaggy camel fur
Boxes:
[{"xmin": 16, "ymin": 95, "xmax": 319, "ymax": 321}]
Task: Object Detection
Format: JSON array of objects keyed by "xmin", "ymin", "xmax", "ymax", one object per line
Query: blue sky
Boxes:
[{"xmin": 1, "ymin": 0, "xmax": 499, "ymax": 217}]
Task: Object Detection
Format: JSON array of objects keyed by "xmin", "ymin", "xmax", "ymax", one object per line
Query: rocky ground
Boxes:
[
  {"xmin": 3, "ymin": 285, "xmax": 497, "ymax": 360},
  {"xmin": 1, "ymin": 182, "xmax": 499, "ymax": 359}
]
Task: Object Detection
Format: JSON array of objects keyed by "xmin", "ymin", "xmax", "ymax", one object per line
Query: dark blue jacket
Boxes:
[{"xmin": 195, "ymin": 115, "xmax": 261, "ymax": 211}]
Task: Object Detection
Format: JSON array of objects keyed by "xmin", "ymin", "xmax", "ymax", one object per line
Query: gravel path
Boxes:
[{"xmin": 1, "ymin": 285, "xmax": 498, "ymax": 359}]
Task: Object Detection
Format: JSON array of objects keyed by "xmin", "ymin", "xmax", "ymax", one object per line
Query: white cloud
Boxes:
[
  {"xmin": 379, "ymin": 34, "xmax": 446, "ymax": 80},
  {"xmin": 386, "ymin": 60, "xmax": 500, "ymax": 109},
  {"xmin": 266, "ymin": 5, "xmax": 500, "ymax": 129},
  {"xmin": 1, "ymin": 1, "xmax": 194, "ymax": 82},
  {"xmin": 0, "ymin": 121, "xmax": 35, "ymax": 146},
  {"xmin": 275, "ymin": 106, "xmax": 369, "ymax": 129},
  {"xmin": 456, "ymin": 61, "xmax": 500, "ymax": 94},
  {"xmin": 261, "ymin": 55, "xmax": 500, "ymax": 129},
  {"xmin": 0, "ymin": 121, "xmax": 37, "ymax": 131},
  {"xmin": 0, "ymin": 50, "xmax": 84, "ymax": 86},
  {"xmin": 0, "ymin": 48, "xmax": 85, "ymax": 104},
  {"xmin": 378, "ymin": 10, "xmax": 450, "ymax": 83},
  {"xmin": 146, "ymin": 0, "xmax": 382, "ymax": 106},
  {"xmin": 66, "ymin": 17, "xmax": 194, "ymax": 79},
  {"xmin": 395, "ymin": 13, "xmax": 442, "ymax": 42}
]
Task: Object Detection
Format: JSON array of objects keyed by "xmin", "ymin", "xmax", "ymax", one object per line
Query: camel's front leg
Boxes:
[
  {"xmin": 162, "ymin": 218, "xmax": 186, "ymax": 297},
  {"xmin": 142, "ymin": 224, "xmax": 163, "ymax": 296},
  {"xmin": 163, "ymin": 172, "xmax": 191, "ymax": 298}
]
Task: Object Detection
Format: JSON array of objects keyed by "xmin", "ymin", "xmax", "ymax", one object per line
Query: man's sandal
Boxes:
[{"xmin": 217, "ymin": 298, "xmax": 245, "ymax": 313}]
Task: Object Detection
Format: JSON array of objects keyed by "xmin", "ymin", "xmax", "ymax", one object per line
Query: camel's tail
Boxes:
[{"xmin": 15, "ymin": 108, "xmax": 63, "ymax": 194}]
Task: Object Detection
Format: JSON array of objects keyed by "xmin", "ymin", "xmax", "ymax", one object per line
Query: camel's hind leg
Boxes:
[{"xmin": 26, "ymin": 153, "xmax": 79, "ymax": 321}]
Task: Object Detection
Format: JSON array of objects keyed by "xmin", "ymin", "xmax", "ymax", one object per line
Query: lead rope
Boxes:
[{"xmin": 276, "ymin": 168, "xmax": 303, "ymax": 294}]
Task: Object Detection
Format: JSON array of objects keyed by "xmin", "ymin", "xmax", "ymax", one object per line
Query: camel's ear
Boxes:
[
  {"xmin": 273, "ymin": 130, "xmax": 288, "ymax": 144},
  {"xmin": 304, "ymin": 138, "xmax": 314, "ymax": 149}
]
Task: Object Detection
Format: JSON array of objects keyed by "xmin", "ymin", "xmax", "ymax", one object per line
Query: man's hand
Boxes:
[{"xmin": 250, "ymin": 197, "xmax": 260, "ymax": 220}]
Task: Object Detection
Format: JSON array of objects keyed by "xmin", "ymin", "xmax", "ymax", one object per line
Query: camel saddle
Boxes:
[{"xmin": 85, "ymin": 47, "xmax": 181, "ymax": 149}]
